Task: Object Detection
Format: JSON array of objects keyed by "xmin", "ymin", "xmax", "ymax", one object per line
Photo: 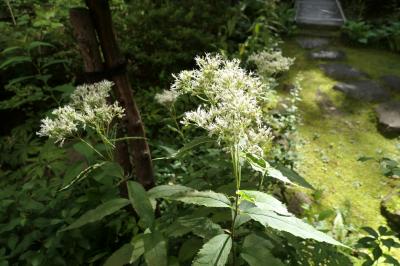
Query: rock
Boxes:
[
  {"xmin": 333, "ymin": 80, "xmax": 390, "ymax": 102},
  {"xmin": 381, "ymin": 192, "xmax": 400, "ymax": 232},
  {"xmin": 296, "ymin": 37, "xmax": 330, "ymax": 49},
  {"xmin": 376, "ymin": 101, "xmax": 400, "ymax": 134},
  {"xmin": 309, "ymin": 50, "xmax": 346, "ymax": 60},
  {"xmin": 381, "ymin": 75, "xmax": 400, "ymax": 91},
  {"xmin": 287, "ymin": 190, "xmax": 313, "ymax": 217},
  {"xmin": 320, "ymin": 63, "xmax": 368, "ymax": 80}
]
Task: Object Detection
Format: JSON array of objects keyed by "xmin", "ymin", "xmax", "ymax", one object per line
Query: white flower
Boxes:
[
  {"xmin": 155, "ymin": 89, "xmax": 179, "ymax": 107},
  {"xmin": 37, "ymin": 80, "xmax": 125, "ymax": 145},
  {"xmin": 248, "ymin": 49, "xmax": 294, "ymax": 77},
  {"xmin": 172, "ymin": 54, "xmax": 274, "ymax": 156}
]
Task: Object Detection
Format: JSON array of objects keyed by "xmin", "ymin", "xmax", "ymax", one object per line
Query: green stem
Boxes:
[
  {"xmin": 79, "ymin": 138, "xmax": 105, "ymax": 159},
  {"xmin": 111, "ymin": 136, "xmax": 147, "ymax": 142},
  {"xmin": 230, "ymin": 143, "xmax": 241, "ymax": 266}
]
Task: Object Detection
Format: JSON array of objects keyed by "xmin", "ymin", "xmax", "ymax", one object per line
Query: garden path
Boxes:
[{"xmin": 281, "ymin": 10, "xmax": 400, "ymax": 243}]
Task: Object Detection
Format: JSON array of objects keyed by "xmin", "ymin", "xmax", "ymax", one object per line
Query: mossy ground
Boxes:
[{"xmin": 281, "ymin": 38, "xmax": 400, "ymax": 231}]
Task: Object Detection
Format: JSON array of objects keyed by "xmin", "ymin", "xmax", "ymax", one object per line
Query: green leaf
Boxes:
[
  {"xmin": 383, "ymin": 254, "xmax": 400, "ymax": 266},
  {"xmin": 268, "ymin": 167, "xmax": 293, "ymax": 184},
  {"xmin": 130, "ymin": 234, "xmax": 145, "ymax": 264},
  {"xmin": 60, "ymin": 198, "xmax": 129, "ymax": 231},
  {"xmin": 127, "ymin": 181, "xmax": 154, "ymax": 228},
  {"xmin": 174, "ymin": 191, "xmax": 231, "ymax": 208},
  {"xmin": 0, "ymin": 56, "xmax": 32, "ymax": 69},
  {"xmin": 362, "ymin": 227, "xmax": 379, "ymax": 238},
  {"xmin": 240, "ymin": 190, "xmax": 290, "ymax": 215},
  {"xmin": 193, "ymin": 234, "xmax": 232, "ymax": 266},
  {"xmin": 239, "ymin": 191, "xmax": 344, "ymax": 246},
  {"xmin": 104, "ymin": 243, "xmax": 133, "ymax": 266},
  {"xmin": 173, "ymin": 136, "xmax": 214, "ymax": 159},
  {"xmin": 358, "ymin": 156, "xmax": 374, "ymax": 162},
  {"xmin": 143, "ymin": 231, "xmax": 167, "ymax": 266},
  {"xmin": 148, "ymin": 185, "xmax": 230, "ymax": 208},
  {"xmin": 148, "ymin": 184, "xmax": 194, "ymax": 199},
  {"xmin": 172, "ymin": 216, "xmax": 223, "ymax": 239},
  {"xmin": 241, "ymin": 234, "xmax": 284, "ymax": 266},
  {"xmin": 27, "ymin": 41, "xmax": 55, "ymax": 51},
  {"xmin": 275, "ymin": 164, "xmax": 314, "ymax": 189}
]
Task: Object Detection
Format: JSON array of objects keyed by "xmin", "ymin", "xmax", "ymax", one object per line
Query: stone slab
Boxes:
[
  {"xmin": 376, "ymin": 101, "xmax": 400, "ymax": 134},
  {"xmin": 309, "ymin": 50, "xmax": 346, "ymax": 60},
  {"xmin": 296, "ymin": 37, "xmax": 330, "ymax": 49},
  {"xmin": 381, "ymin": 75, "xmax": 400, "ymax": 91},
  {"xmin": 320, "ymin": 63, "xmax": 368, "ymax": 80},
  {"xmin": 333, "ymin": 80, "xmax": 391, "ymax": 102}
]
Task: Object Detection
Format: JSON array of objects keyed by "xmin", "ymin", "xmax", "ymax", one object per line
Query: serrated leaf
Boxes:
[
  {"xmin": 147, "ymin": 184, "xmax": 194, "ymax": 199},
  {"xmin": 244, "ymin": 207, "xmax": 344, "ymax": 246},
  {"xmin": 275, "ymin": 164, "xmax": 314, "ymax": 189},
  {"xmin": 130, "ymin": 234, "xmax": 145, "ymax": 263},
  {"xmin": 178, "ymin": 216, "xmax": 224, "ymax": 239},
  {"xmin": 104, "ymin": 243, "xmax": 133, "ymax": 266},
  {"xmin": 193, "ymin": 234, "xmax": 232, "ymax": 266},
  {"xmin": 241, "ymin": 234, "xmax": 284, "ymax": 266},
  {"xmin": 127, "ymin": 181, "xmax": 154, "ymax": 228},
  {"xmin": 143, "ymin": 231, "xmax": 167, "ymax": 266},
  {"xmin": 174, "ymin": 191, "xmax": 231, "ymax": 208},
  {"xmin": 239, "ymin": 190, "xmax": 290, "ymax": 215},
  {"xmin": 268, "ymin": 167, "xmax": 293, "ymax": 184},
  {"xmin": 60, "ymin": 198, "xmax": 129, "ymax": 231}
]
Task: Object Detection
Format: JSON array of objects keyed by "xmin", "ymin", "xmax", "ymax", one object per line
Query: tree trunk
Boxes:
[
  {"xmin": 69, "ymin": 8, "xmax": 133, "ymax": 193},
  {"xmin": 85, "ymin": 0, "xmax": 155, "ymax": 190}
]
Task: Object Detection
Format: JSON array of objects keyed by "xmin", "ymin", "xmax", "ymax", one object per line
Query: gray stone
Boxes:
[
  {"xmin": 296, "ymin": 37, "xmax": 330, "ymax": 49},
  {"xmin": 333, "ymin": 80, "xmax": 390, "ymax": 102},
  {"xmin": 381, "ymin": 75, "xmax": 400, "ymax": 91},
  {"xmin": 309, "ymin": 50, "xmax": 346, "ymax": 60},
  {"xmin": 320, "ymin": 63, "xmax": 368, "ymax": 80},
  {"xmin": 376, "ymin": 101, "xmax": 400, "ymax": 134}
]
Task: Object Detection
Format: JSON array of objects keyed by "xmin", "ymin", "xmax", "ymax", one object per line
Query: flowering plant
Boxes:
[
  {"xmin": 248, "ymin": 49, "xmax": 294, "ymax": 78},
  {"xmin": 37, "ymin": 80, "xmax": 125, "ymax": 159}
]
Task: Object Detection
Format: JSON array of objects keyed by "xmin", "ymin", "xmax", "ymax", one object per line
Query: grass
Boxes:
[{"xmin": 281, "ymin": 38, "xmax": 400, "ymax": 231}]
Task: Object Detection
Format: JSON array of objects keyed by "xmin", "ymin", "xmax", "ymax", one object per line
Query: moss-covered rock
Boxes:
[{"xmin": 381, "ymin": 192, "xmax": 400, "ymax": 232}]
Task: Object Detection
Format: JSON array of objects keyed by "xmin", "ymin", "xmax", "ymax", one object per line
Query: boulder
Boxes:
[
  {"xmin": 381, "ymin": 75, "xmax": 400, "ymax": 91},
  {"xmin": 333, "ymin": 80, "xmax": 390, "ymax": 102},
  {"xmin": 381, "ymin": 192, "xmax": 400, "ymax": 232},
  {"xmin": 376, "ymin": 101, "xmax": 400, "ymax": 134},
  {"xmin": 296, "ymin": 37, "xmax": 330, "ymax": 49},
  {"xmin": 309, "ymin": 50, "xmax": 346, "ymax": 60},
  {"xmin": 320, "ymin": 63, "xmax": 368, "ymax": 80}
]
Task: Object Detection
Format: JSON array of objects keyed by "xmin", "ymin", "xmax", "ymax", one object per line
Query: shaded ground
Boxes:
[{"xmin": 281, "ymin": 39, "xmax": 400, "ymax": 231}]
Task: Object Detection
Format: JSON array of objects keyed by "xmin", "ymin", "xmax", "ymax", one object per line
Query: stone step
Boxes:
[
  {"xmin": 320, "ymin": 63, "xmax": 368, "ymax": 80},
  {"xmin": 376, "ymin": 101, "xmax": 400, "ymax": 136},
  {"xmin": 308, "ymin": 50, "xmax": 346, "ymax": 60},
  {"xmin": 333, "ymin": 80, "xmax": 391, "ymax": 102}
]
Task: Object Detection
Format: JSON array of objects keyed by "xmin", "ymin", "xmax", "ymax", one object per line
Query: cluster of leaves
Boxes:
[{"xmin": 342, "ymin": 20, "xmax": 400, "ymax": 52}]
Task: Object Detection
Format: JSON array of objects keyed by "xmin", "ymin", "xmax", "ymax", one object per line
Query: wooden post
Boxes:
[
  {"xmin": 69, "ymin": 8, "xmax": 133, "ymax": 194},
  {"xmin": 85, "ymin": 0, "xmax": 155, "ymax": 190}
]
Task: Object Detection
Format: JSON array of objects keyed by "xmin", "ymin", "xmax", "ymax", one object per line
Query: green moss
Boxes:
[
  {"xmin": 385, "ymin": 193, "xmax": 400, "ymax": 214},
  {"xmin": 280, "ymin": 39, "xmax": 400, "ymax": 230}
]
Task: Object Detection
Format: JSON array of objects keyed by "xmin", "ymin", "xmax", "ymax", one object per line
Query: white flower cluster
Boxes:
[
  {"xmin": 248, "ymin": 49, "xmax": 294, "ymax": 77},
  {"xmin": 170, "ymin": 54, "xmax": 274, "ymax": 156},
  {"xmin": 37, "ymin": 80, "xmax": 125, "ymax": 145},
  {"xmin": 155, "ymin": 89, "xmax": 179, "ymax": 107}
]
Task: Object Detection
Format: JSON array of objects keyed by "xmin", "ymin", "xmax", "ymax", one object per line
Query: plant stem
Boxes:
[
  {"xmin": 230, "ymin": 143, "xmax": 241, "ymax": 266},
  {"xmin": 5, "ymin": 0, "xmax": 16, "ymax": 26}
]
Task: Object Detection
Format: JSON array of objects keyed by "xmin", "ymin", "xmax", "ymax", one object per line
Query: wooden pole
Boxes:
[
  {"xmin": 85, "ymin": 0, "xmax": 155, "ymax": 190},
  {"xmin": 69, "ymin": 8, "xmax": 133, "ymax": 193}
]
